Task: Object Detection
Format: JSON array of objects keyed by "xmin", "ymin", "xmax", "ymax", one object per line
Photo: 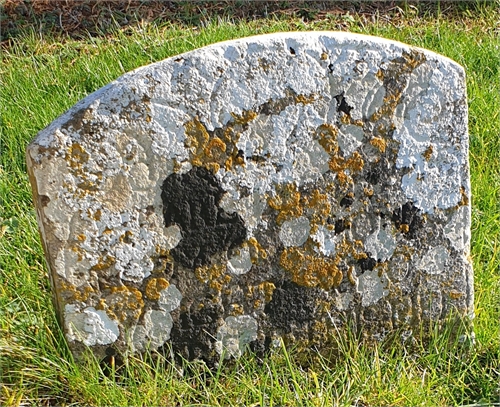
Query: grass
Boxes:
[{"xmin": 1, "ymin": 3, "xmax": 499, "ymax": 406}]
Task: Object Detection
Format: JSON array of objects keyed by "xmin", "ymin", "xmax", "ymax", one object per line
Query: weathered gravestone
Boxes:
[{"xmin": 27, "ymin": 32, "xmax": 473, "ymax": 364}]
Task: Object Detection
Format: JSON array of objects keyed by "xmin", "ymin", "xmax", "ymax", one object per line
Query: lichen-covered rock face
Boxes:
[{"xmin": 27, "ymin": 32, "xmax": 473, "ymax": 364}]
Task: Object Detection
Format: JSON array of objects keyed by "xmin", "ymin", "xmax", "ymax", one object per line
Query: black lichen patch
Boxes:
[
  {"xmin": 161, "ymin": 166, "xmax": 247, "ymax": 269},
  {"xmin": 358, "ymin": 256, "xmax": 377, "ymax": 271},
  {"xmin": 392, "ymin": 201, "xmax": 423, "ymax": 240},
  {"xmin": 335, "ymin": 219, "xmax": 350, "ymax": 234},
  {"xmin": 334, "ymin": 93, "xmax": 353, "ymax": 115},
  {"xmin": 264, "ymin": 280, "xmax": 320, "ymax": 334},
  {"xmin": 340, "ymin": 194, "xmax": 354, "ymax": 207},
  {"xmin": 169, "ymin": 303, "xmax": 222, "ymax": 364}
]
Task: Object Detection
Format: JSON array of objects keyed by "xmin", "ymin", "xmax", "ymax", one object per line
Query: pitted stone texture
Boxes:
[{"xmin": 27, "ymin": 32, "xmax": 473, "ymax": 363}]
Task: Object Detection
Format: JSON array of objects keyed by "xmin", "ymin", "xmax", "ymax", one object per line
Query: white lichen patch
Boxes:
[
  {"xmin": 158, "ymin": 284, "xmax": 182, "ymax": 312},
  {"xmin": 358, "ymin": 269, "xmax": 389, "ymax": 307},
  {"xmin": 279, "ymin": 216, "xmax": 311, "ymax": 247},
  {"xmin": 227, "ymin": 246, "xmax": 253, "ymax": 275},
  {"xmin": 418, "ymin": 245, "xmax": 450, "ymax": 275},
  {"xmin": 364, "ymin": 224, "xmax": 397, "ymax": 262},
  {"xmin": 215, "ymin": 315, "xmax": 258, "ymax": 359},
  {"xmin": 65, "ymin": 305, "xmax": 119, "ymax": 346},
  {"xmin": 444, "ymin": 206, "xmax": 471, "ymax": 252},
  {"xmin": 163, "ymin": 225, "xmax": 182, "ymax": 249},
  {"xmin": 310, "ymin": 225, "xmax": 339, "ymax": 256},
  {"xmin": 132, "ymin": 309, "xmax": 174, "ymax": 352}
]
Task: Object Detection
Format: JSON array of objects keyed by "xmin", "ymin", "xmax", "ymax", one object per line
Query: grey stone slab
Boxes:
[{"xmin": 27, "ymin": 32, "xmax": 473, "ymax": 363}]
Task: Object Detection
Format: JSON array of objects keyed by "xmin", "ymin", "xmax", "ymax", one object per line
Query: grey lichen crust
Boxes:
[{"xmin": 27, "ymin": 32, "xmax": 473, "ymax": 364}]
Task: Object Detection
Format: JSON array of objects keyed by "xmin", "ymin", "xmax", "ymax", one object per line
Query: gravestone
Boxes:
[{"xmin": 27, "ymin": 32, "xmax": 473, "ymax": 364}]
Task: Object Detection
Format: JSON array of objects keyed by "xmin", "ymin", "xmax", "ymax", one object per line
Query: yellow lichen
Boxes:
[
  {"xmin": 144, "ymin": 277, "xmax": 170, "ymax": 300},
  {"xmin": 400, "ymin": 224, "xmax": 410, "ymax": 233},
  {"xmin": 328, "ymin": 151, "xmax": 364, "ymax": 186},
  {"xmin": 268, "ymin": 183, "xmax": 303, "ymax": 224},
  {"xmin": 195, "ymin": 263, "xmax": 231, "ymax": 293},
  {"xmin": 258, "ymin": 281, "xmax": 276, "ymax": 302},
  {"xmin": 247, "ymin": 237, "xmax": 267, "ymax": 262},
  {"xmin": 60, "ymin": 281, "xmax": 94, "ymax": 302},
  {"xmin": 105, "ymin": 285, "xmax": 144, "ymax": 323},
  {"xmin": 315, "ymin": 124, "xmax": 339, "ymax": 154},
  {"xmin": 280, "ymin": 247, "xmax": 343, "ymax": 290},
  {"xmin": 459, "ymin": 186, "xmax": 469, "ymax": 206},
  {"xmin": 90, "ymin": 255, "xmax": 116, "ymax": 271},
  {"xmin": 229, "ymin": 303, "xmax": 244, "ymax": 315},
  {"xmin": 295, "ymin": 94, "xmax": 316, "ymax": 105},
  {"xmin": 230, "ymin": 110, "xmax": 257, "ymax": 125},
  {"xmin": 449, "ymin": 290, "xmax": 463, "ymax": 299},
  {"xmin": 423, "ymin": 145, "xmax": 433, "ymax": 161},
  {"xmin": 305, "ymin": 189, "xmax": 331, "ymax": 227},
  {"xmin": 370, "ymin": 137, "xmax": 387, "ymax": 153}
]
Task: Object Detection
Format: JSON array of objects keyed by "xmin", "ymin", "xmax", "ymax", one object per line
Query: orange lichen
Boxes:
[
  {"xmin": 230, "ymin": 109, "xmax": 257, "ymax": 125},
  {"xmin": 145, "ymin": 277, "xmax": 170, "ymax": 300},
  {"xmin": 370, "ymin": 137, "xmax": 387, "ymax": 153},
  {"xmin": 315, "ymin": 124, "xmax": 339, "ymax": 154},
  {"xmin": 247, "ymin": 237, "xmax": 267, "ymax": 263},
  {"xmin": 60, "ymin": 281, "xmax": 94, "ymax": 302},
  {"xmin": 295, "ymin": 94, "xmax": 316, "ymax": 105},
  {"xmin": 105, "ymin": 285, "xmax": 144, "ymax": 323},
  {"xmin": 184, "ymin": 116, "xmax": 247, "ymax": 173},
  {"xmin": 229, "ymin": 303, "xmax": 244, "ymax": 315},
  {"xmin": 400, "ymin": 224, "xmax": 410, "ymax": 233},
  {"xmin": 423, "ymin": 145, "xmax": 433, "ymax": 161},
  {"xmin": 280, "ymin": 247, "xmax": 343, "ymax": 290},
  {"xmin": 364, "ymin": 187, "xmax": 374, "ymax": 197},
  {"xmin": 459, "ymin": 186, "xmax": 469, "ymax": 206},
  {"xmin": 195, "ymin": 263, "xmax": 231, "ymax": 293},
  {"xmin": 90, "ymin": 255, "xmax": 115, "ymax": 271},
  {"xmin": 370, "ymin": 50, "xmax": 426, "ymax": 123},
  {"xmin": 268, "ymin": 183, "xmax": 303, "ymax": 224},
  {"xmin": 305, "ymin": 189, "xmax": 331, "ymax": 228},
  {"xmin": 328, "ymin": 151, "xmax": 364, "ymax": 186}
]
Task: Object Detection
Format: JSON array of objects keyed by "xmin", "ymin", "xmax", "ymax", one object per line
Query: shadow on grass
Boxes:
[{"xmin": 1, "ymin": 0, "xmax": 495, "ymax": 45}]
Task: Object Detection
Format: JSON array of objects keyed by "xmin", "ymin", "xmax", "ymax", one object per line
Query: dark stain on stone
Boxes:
[
  {"xmin": 161, "ymin": 166, "xmax": 247, "ymax": 269},
  {"xmin": 359, "ymin": 256, "xmax": 377, "ymax": 271},
  {"xmin": 334, "ymin": 93, "xmax": 353, "ymax": 115},
  {"xmin": 340, "ymin": 195, "xmax": 354, "ymax": 207},
  {"xmin": 39, "ymin": 195, "xmax": 50, "ymax": 207},
  {"xmin": 264, "ymin": 280, "xmax": 319, "ymax": 334},
  {"xmin": 169, "ymin": 303, "xmax": 222, "ymax": 364},
  {"xmin": 392, "ymin": 201, "xmax": 423, "ymax": 240}
]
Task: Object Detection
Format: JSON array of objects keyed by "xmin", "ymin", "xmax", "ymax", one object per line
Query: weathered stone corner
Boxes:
[{"xmin": 27, "ymin": 31, "xmax": 473, "ymax": 364}]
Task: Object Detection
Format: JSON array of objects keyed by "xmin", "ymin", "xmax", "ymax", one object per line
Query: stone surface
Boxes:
[{"xmin": 27, "ymin": 32, "xmax": 473, "ymax": 364}]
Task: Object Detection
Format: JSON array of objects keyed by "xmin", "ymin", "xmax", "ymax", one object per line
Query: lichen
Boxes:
[
  {"xmin": 268, "ymin": 183, "xmax": 302, "ymax": 225},
  {"xmin": 145, "ymin": 277, "xmax": 170, "ymax": 300}
]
